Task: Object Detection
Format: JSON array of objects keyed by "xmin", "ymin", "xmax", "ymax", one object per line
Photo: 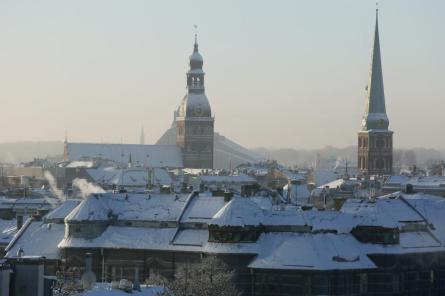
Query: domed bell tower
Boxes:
[{"xmin": 176, "ymin": 35, "xmax": 214, "ymax": 169}]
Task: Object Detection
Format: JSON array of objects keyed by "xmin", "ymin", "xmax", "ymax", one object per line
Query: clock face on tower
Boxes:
[
  {"xmin": 378, "ymin": 118, "xmax": 386, "ymax": 128},
  {"xmin": 194, "ymin": 104, "xmax": 202, "ymax": 116}
]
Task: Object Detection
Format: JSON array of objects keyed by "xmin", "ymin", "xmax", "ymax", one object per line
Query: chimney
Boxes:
[
  {"xmin": 405, "ymin": 183, "xmax": 414, "ymax": 194},
  {"xmin": 224, "ymin": 191, "xmax": 233, "ymax": 202},
  {"xmin": 81, "ymin": 253, "xmax": 96, "ymax": 290},
  {"xmin": 16, "ymin": 215, "xmax": 23, "ymax": 230}
]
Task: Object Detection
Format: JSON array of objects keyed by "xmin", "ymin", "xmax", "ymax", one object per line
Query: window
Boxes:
[
  {"xmin": 377, "ymin": 138, "xmax": 385, "ymax": 148},
  {"xmin": 393, "ymin": 274, "xmax": 401, "ymax": 293},
  {"xmin": 360, "ymin": 274, "xmax": 368, "ymax": 294}
]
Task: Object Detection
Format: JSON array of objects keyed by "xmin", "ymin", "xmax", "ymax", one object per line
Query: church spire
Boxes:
[
  {"xmin": 362, "ymin": 8, "xmax": 389, "ymax": 130},
  {"xmin": 187, "ymin": 31, "xmax": 205, "ymax": 94},
  {"xmin": 194, "ymin": 32, "xmax": 198, "ymax": 52},
  {"xmin": 140, "ymin": 125, "xmax": 145, "ymax": 145}
]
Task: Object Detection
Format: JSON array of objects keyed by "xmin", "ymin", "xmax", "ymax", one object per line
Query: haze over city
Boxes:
[
  {"xmin": 0, "ymin": 0, "xmax": 444, "ymax": 149},
  {"xmin": 2, "ymin": 1, "xmax": 445, "ymax": 296}
]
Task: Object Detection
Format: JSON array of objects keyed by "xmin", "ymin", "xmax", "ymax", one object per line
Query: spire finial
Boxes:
[
  {"xmin": 376, "ymin": 2, "xmax": 379, "ymax": 20},
  {"xmin": 193, "ymin": 25, "xmax": 198, "ymax": 51}
]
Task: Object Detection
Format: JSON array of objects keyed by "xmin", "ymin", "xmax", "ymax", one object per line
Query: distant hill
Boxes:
[
  {"xmin": 0, "ymin": 141, "xmax": 63, "ymax": 163},
  {"xmin": 0, "ymin": 141, "xmax": 443, "ymax": 169},
  {"xmin": 253, "ymin": 146, "xmax": 445, "ymax": 168}
]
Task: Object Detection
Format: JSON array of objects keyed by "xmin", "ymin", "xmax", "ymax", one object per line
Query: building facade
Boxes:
[
  {"xmin": 176, "ymin": 35, "xmax": 214, "ymax": 169},
  {"xmin": 358, "ymin": 10, "xmax": 393, "ymax": 176}
]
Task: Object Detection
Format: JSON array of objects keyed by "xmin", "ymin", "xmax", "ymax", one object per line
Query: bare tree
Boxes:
[{"xmin": 152, "ymin": 256, "xmax": 239, "ymax": 296}]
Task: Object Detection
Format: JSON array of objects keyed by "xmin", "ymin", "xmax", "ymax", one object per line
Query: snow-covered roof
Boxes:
[
  {"xmin": 0, "ymin": 218, "xmax": 17, "ymax": 245},
  {"xmin": 340, "ymin": 195, "xmax": 425, "ymax": 229},
  {"xmin": 86, "ymin": 167, "xmax": 172, "ymax": 187},
  {"xmin": 66, "ymin": 160, "xmax": 94, "ymax": 168},
  {"xmin": 198, "ymin": 174, "xmax": 256, "ymax": 184},
  {"xmin": 280, "ymin": 170, "xmax": 306, "ymax": 181},
  {"xmin": 65, "ymin": 193, "xmax": 188, "ymax": 222},
  {"xmin": 6, "ymin": 221, "xmax": 64, "ymax": 260},
  {"xmin": 45, "ymin": 199, "xmax": 82, "ymax": 222},
  {"xmin": 66, "ymin": 143, "xmax": 183, "ymax": 168},
  {"xmin": 385, "ymin": 175, "xmax": 445, "ymax": 189},
  {"xmin": 249, "ymin": 233, "xmax": 376, "ymax": 270},
  {"xmin": 172, "ymin": 229, "xmax": 208, "ymax": 246},
  {"xmin": 282, "ymin": 183, "xmax": 310, "ymax": 205},
  {"xmin": 180, "ymin": 195, "xmax": 226, "ymax": 223},
  {"xmin": 59, "ymin": 226, "xmax": 178, "ymax": 251},
  {"xmin": 8, "ymin": 188, "xmax": 445, "ymax": 272},
  {"xmin": 313, "ymin": 169, "xmax": 342, "ymax": 187},
  {"xmin": 211, "ymin": 198, "xmax": 264, "ymax": 227},
  {"xmin": 0, "ymin": 197, "xmax": 57, "ymax": 213}
]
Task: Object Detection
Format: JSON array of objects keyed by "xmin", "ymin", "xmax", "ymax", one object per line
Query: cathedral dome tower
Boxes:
[{"xmin": 176, "ymin": 34, "xmax": 214, "ymax": 169}]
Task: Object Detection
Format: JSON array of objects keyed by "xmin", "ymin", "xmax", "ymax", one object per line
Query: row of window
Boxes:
[
  {"xmin": 186, "ymin": 144, "xmax": 212, "ymax": 153},
  {"xmin": 178, "ymin": 126, "xmax": 213, "ymax": 136},
  {"xmin": 209, "ymin": 229, "xmax": 261, "ymax": 243},
  {"xmin": 188, "ymin": 76, "xmax": 204, "ymax": 86},
  {"xmin": 359, "ymin": 156, "xmax": 392, "ymax": 171},
  {"xmin": 358, "ymin": 136, "xmax": 392, "ymax": 149},
  {"xmin": 351, "ymin": 226, "xmax": 399, "ymax": 244},
  {"xmin": 254, "ymin": 271, "xmax": 440, "ymax": 295}
]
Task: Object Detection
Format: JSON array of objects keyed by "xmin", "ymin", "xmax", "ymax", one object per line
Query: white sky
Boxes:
[{"xmin": 0, "ymin": 0, "xmax": 444, "ymax": 149}]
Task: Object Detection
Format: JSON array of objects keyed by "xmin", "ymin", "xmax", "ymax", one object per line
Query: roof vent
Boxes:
[
  {"xmin": 405, "ymin": 183, "xmax": 415, "ymax": 194},
  {"xmin": 224, "ymin": 191, "xmax": 233, "ymax": 202}
]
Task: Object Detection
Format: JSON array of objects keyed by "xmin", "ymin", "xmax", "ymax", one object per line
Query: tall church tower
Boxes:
[
  {"xmin": 358, "ymin": 9, "xmax": 393, "ymax": 175},
  {"xmin": 176, "ymin": 35, "xmax": 214, "ymax": 168}
]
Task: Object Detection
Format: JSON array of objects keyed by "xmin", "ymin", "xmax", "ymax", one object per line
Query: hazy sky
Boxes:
[{"xmin": 0, "ymin": 0, "xmax": 444, "ymax": 149}]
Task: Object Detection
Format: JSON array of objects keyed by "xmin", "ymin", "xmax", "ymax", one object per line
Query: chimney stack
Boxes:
[
  {"xmin": 81, "ymin": 253, "xmax": 96, "ymax": 290},
  {"xmin": 224, "ymin": 191, "xmax": 233, "ymax": 202}
]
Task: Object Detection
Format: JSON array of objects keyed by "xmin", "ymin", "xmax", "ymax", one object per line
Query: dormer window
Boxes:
[
  {"xmin": 351, "ymin": 226, "xmax": 399, "ymax": 244},
  {"xmin": 208, "ymin": 225, "xmax": 262, "ymax": 243}
]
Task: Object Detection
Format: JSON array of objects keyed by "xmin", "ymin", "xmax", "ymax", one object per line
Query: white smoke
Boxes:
[
  {"xmin": 72, "ymin": 178, "xmax": 105, "ymax": 199},
  {"xmin": 44, "ymin": 171, "xmax": 65, "ymax": 201},
  {"xmin": 334, "ymin": 156, "xmax": 343, "ymax": 170}
]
